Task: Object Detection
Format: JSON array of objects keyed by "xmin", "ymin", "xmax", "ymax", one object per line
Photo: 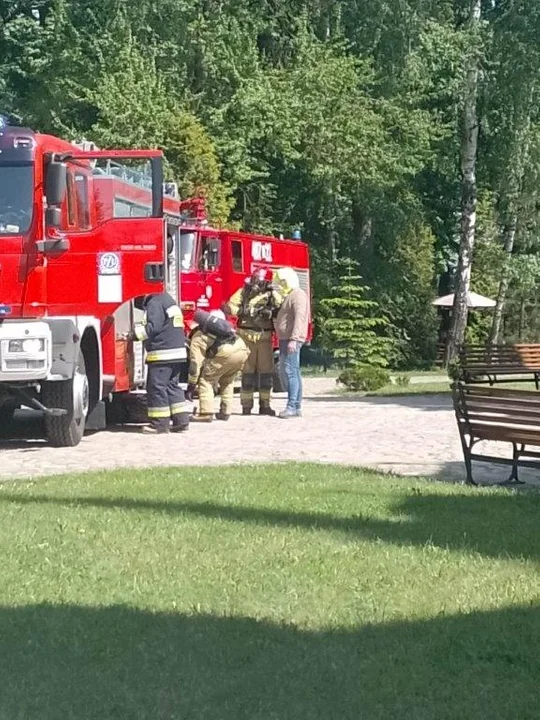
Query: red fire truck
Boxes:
[{"xmin": 0, "ymin": 118, "xmax": 311, "ymax": 446}]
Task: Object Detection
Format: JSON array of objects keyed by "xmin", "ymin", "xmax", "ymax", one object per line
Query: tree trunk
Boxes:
[
  {"xmin": 488, "ymin": 80, "xmax": 534, "ymax": 346},
  {"xmin": 488, "ymin": 216, "xmax": 517, "ymax": 345},
  {"xmin": 519, "ymin": 297, "xmax": 525, "ymax": 340},
  {"xmin": 445, "ymin": 0, "xmax": 482, "ymax": 364}
]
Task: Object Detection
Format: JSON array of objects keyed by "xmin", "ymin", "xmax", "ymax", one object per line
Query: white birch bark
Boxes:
[{"xmin": 446, "ymin": 0, "xmax": 482, "ymax": 364}]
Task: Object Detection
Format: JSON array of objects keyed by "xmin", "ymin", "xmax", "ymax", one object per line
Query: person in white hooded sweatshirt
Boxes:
[{"xmin": 273, "ymin": 267, "xmax": 309, "ymax": 418}]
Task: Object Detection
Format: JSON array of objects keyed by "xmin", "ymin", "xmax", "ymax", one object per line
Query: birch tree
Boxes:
[
  {"xmin": 445, "ymin": 0, "xmax": 482, "ymax": 363},
  {"xmin": 487, "ymin": 1, "xmax": 540, "ymax": 344}
]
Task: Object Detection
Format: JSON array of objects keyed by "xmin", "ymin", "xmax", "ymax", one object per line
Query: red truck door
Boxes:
[
  {"xmin": 42, "ymin": 151, "xmax": 167, "ymax": 318},
  {"xmin": 196, "ymin": 232, "xmax": 223, "ymax": 311}
]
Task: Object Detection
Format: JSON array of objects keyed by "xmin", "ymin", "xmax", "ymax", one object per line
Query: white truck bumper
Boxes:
[{"xmin": 0, "ymin": 321, "xmax": 52, "ymax": 382}]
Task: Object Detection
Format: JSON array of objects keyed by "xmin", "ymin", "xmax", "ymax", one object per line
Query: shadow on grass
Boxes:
[
  {"xmin": 0, "ymin": 602, "xmax": 538, "ymax": 719},
  {"xmin": 434, "ymin": 459, "xmax": 540, "ymax": 488},
  {"xmin": 2, "ymin": 488, "xmax": 540, "ymax": 562}
]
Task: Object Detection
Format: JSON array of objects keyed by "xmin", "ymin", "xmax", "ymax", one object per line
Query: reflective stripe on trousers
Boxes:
[{"xmin": 146, "ymin": 363, "xmax": 190, "ymax": 428}]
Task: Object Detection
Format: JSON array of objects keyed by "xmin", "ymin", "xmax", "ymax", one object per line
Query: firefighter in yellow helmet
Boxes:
[
  {"xmin": 186, "ymin": 309, "xmax": 249, "ymax": 422},
  {"xmin": 224, "ymin": 269, "xmax": 283, "ymax": 416}
]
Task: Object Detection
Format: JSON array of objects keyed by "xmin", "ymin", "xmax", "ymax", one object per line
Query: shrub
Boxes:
[
  {"xmin": 395, "ymin": 374, "xmax": 410, "ymax": 387},
  {"xmin": 337, "ymin": 366, "xmax": 390, "ymax": 392}
]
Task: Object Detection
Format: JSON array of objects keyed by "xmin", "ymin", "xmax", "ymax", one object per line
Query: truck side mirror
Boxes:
[
  {"xmin": 45, "ymin": 207, "xmax": 62, "ymax": 228},
  {"xmin": 45, "ymin": 160, "xmax": 67, "ymax": 207}
]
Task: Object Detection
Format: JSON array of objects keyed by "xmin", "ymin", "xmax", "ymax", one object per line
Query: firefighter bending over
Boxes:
[
  {"xmin": 131, "ymin": 292, "xmax": 190, "ymax": 434},
  {"xmin": 186, "ymin": 310, "xmax": 249, "ymax": 422},
  {"xmin": 224, "ymin": 269, "xmax": 283, "ymax": 416}
]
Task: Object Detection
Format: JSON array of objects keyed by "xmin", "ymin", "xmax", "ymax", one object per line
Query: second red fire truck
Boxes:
[{"xmin": 0, "ymin": 118, "xmax": 311, "ymax": 445}]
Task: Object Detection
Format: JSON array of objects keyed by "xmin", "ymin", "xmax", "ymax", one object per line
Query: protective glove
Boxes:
[
  {"xmin": 259, "ymin": 307, "xmax": 273, "ymax": 321},
  {"xmin": 185, "ymin": 383, "xmax": 197, "ymax": 402}
]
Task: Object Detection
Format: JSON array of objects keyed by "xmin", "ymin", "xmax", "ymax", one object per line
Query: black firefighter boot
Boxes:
[
  {"xmin": 141, "ymin": 418, "xmax": 170, "ymax": 435},
  {"xmin": 170, "ymin": 413, "xmax": 190, "ymax": 433},
  {"xmin": 259, "ymin": 402, "xmax": 276, "ymax": 417}
]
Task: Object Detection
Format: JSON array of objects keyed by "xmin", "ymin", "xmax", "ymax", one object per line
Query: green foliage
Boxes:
[
  {"xmin": 3, "ymin": 0, "xmax": 540, "ymax": 362},
  {"xmin": 337, "ymin": 365, "xmax": 390, "ymax": 392},
  {"xmin": 84, "ymin": 41, "xmax": 233, "ymax": 225},
  {"xmin": 319, "ymin": 259, "xmax": 392, "ymax": 368},
  {"xmin": 378, "ymin": 213, "xmax": 439, "ymax": 369}
]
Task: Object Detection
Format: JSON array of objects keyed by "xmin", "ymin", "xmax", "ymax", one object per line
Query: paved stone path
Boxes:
[{"xmin": 0, "ymin": 377, "xmax": 537, "ymax": 485}]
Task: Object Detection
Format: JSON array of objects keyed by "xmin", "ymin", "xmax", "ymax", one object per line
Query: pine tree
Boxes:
[{"xmin": 319, "ymin": 258, "xmax": 392, "ymax": 368}]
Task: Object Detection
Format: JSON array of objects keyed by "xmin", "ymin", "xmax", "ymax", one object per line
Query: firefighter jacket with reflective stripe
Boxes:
[
  {"xmin": 134, "ymin": 292, "xmax": 187, "ymax": 364},
  {"xmin": 226, "ymin": 283, "xmax": 283, "ymax": 332},
  {"xmin": 187, "ymin": 327, "xmax": 239, "ymax": 384}
]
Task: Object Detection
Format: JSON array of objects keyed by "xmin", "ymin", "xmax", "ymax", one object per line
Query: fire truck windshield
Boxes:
[{"xmin": 0, "ymin": 164, "xmax": 33, "ymax": 235}]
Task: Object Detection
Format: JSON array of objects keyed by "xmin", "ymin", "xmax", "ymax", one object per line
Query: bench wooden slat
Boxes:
[
  {"xmin": 462, "ymin": 386, "xmax": 540, "ymax": 399},
  {"xmin": 465, "ymin": 399, "xmax": 540, "ymax": 413},
  {"xmin": 467, "ymin": 414, "xmax": 540, "ymax": 428},
  {"xmin": 469, "ymin": 424, "xmax": 540, "ymax": 447}
]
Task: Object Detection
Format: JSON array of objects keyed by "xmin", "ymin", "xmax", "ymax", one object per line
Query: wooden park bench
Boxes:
[
  {"xmin": 453, "ymin": 383, "xmax": 540, "ymax": 485},
  {"xmin": 458, "ymin": 343, "xmax": 540, "ymax": 388}
]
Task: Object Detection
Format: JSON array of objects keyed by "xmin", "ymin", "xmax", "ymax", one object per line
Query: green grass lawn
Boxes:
[{"xmin": 1, "ymin": 464, "xmax": 540, "ymax": 719}]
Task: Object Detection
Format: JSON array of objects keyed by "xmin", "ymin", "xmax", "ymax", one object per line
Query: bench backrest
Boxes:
[
  {"xmin": 459, "ymin": 344, "xmax": 540, "ymax": 373},
  {"xmin": 453, "ymin": 383, "xmax": 540, "ymax": 430}
]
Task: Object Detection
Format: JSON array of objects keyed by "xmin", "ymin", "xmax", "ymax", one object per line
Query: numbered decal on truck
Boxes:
[
  {"xmin": 97, "ymin": 252, "xmax": 122, "ymax": 303},
  {"xmin": 252, "ymin": 241, "xmax": 272, "ymax": 262}
]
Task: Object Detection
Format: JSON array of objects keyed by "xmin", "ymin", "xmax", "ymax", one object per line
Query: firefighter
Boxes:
[
  {"xmin": 130, "ymin": 291, "xmax": 190, "ymax": 434},
  {"xmin": 185, "ymin": 309, "xmax": 249, "ymax": 422},
  {"xmin": 223, "ymin": 269, "xmax": 283, "ymax": 416}
]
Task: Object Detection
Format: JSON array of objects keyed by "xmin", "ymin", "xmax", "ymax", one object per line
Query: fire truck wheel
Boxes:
[{"xmin": 42, "ymin": 350, "xmax": 90, "ymax": 447}]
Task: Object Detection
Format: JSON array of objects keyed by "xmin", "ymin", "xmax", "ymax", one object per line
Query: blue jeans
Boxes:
[{"xmin": 279, "ymin": 340, "xmax": 303, "ymax": 413}]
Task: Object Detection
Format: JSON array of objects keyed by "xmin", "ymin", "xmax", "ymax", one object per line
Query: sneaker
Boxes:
[
  {"xmin": 141, "ymin": 425, "xmax": 170, "ymax": 434},
  {"xmin": 278, "ymin": 408, "xmax": 300, "ymax": 419},
  {"xmin": 259, "ymin": 406, "xmax": 276, "ymax": 417},
  {"xmin": 216, "ymin": 412, "xmax": 230, "ymax": 421}
]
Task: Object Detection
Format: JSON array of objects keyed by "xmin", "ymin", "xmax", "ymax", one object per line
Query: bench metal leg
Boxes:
[
  {"xmin": 459, "ymin": 430, "xmax": 477, "ymax": 485},
  {"xmin": 499, "ymin": 443, "xmax": 526, "ymax": 486}
]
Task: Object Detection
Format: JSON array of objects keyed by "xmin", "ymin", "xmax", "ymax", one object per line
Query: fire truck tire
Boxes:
[{"xmin": 42, "ymin": 350, "xmax": 89, "ymax": 447}]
